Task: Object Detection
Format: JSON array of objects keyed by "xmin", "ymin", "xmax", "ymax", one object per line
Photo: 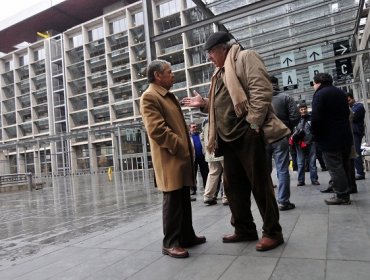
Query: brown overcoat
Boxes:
[{"xmin": 140, "ymin": 83, "xmax": 195, "ymax": 192}]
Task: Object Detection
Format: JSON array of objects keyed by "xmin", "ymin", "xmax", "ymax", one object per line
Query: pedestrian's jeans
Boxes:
[
  {"xmin": 266, "ymin": 137, "xmax": 291, "ymax": 205},
  {"xmin": 296, "ymin": 142, "xmax": 318, "ymax": 184}
]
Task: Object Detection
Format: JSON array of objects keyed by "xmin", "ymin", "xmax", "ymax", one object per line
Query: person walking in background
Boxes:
[
  {"xmin": 201, "ymin": 117, "xmax": 228, "ymax": 206},
  {"xmin": 140, "ymin": 60, "xmax": 206, "ymax": 258},
  {"xmin": 347, "ymin": 92, "xmax": 366, "ymax": 180},
  {"xmin": 266, "ymin": 76, "xmax": 300, "ymax": 211},
  {"xmin": 189, "ymin": 123, "xmax": 209, "ymax": 195},
  {"xmin": 182, "ymin": 31, "xmax": 289, "ymax": 251},
  {"xmin": 293, "ymin": 101, "xmax": 320, "ymax": 186},
  {"xmin": 311, "ymin": 73, "xmax": 353, "ymax": 205}
]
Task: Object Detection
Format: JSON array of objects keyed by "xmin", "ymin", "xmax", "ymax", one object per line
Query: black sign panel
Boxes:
[
  {"xmin": 333, "ymin": 41, "xmax": 350, "ymax": 56},
  {"xmin": 335, "ymin": 57, "xmax": 353, "ymax": 81}
]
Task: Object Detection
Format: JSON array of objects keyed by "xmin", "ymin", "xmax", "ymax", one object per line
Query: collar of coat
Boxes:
[{"xmin": 147, "ymin": 83, "xmax": 169, "ymax": 96}]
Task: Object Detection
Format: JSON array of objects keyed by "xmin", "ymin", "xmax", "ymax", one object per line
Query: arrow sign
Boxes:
[
  {"xmin": 283, "ymin": 57, "xmax": 293, "ymax": 67},
  {"xmin": 306, "ymin": 46, "xmax": 322, "ymax": 62},
  {"xmin": 280, "ymin": 52, "xmax": 295, "ymax": 68},
  {"xmin": 333, "ymin": 41, "xmax": 350, "ymax": 56},
  {"xmin": 309, "ymin": 51, "xmax": 320, "ymax": 61},
  {"xmin": 335, "ymin": 44, "xmax": 348, "ymax": 55}
]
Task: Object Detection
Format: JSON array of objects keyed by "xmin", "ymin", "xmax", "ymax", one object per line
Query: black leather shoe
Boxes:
[
  {"xmin": 355, "ymin": 175, "xmax": 365, "ymax": 180},
  {"xmin": 320, "ymin": 187, "xmax": 333, "ymax": 193},
  {"xmin": 182, "ymin": 236, "xmax": 206, "ymax": 247},
  {"xmin": 190, "ymin": 196, "xmax": 196, "ymax": 201},
  {"xmin": 204, "ymin": 198, "xmax": 217, "ymax": 205},
  {"xmin": 162, "ymin": 247, "xmax": 189, "ymax": 258},
  {"xmin": 312, "ymin": 181, "xmax": 320, "ymax": 185},
  {"xmin": 222, "ymin": 232, "xmax": 258, "ymax": 243},
  {"xmin": 279, "ymin": 202, "xmax": 295, "ymax": 211},
  {"xmin": 297, "ymin": 182, "xmax": 305, "ymax": 186}
]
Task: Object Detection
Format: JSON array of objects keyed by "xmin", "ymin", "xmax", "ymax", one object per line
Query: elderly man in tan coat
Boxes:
[
  {"xmin": 140, "ymin": 59, "xmax": 206, "ymax": 258},
  {"xmin": 182, "ymin": 32, "xmax": 289, "ymax": 252}
]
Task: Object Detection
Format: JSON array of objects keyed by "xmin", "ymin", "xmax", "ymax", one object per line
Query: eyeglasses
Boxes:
[{"xmin": 207, "ymin": 45, "xmax": 220, "ymax": 55}]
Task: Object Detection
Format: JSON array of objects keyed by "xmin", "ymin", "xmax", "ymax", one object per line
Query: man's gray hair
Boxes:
[
  {"xmin": 218, "ymin": 39, "xmax": 235, "ymax": 51},
  {"xmin": 147, "ymin": 60, "xmax": 171, "ymax": 83}
]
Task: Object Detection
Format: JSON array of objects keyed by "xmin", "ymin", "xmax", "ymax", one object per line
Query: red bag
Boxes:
[{"xmin": 299, "ymin": 140, "xmax": 308, "ymax": 149}]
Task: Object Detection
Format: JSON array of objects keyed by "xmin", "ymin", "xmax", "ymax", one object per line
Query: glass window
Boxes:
[
  {"xmin": 34, "ymin": 48, "xmax": 45, "ymax": 61},
  {"xmin": 19, "ymin": 54, "xmax": 29, "ymax": 66},
  {"xmin": 109, "ymin": 17, "xmax": 128, "ymax": 34},
  {"xmin": 132, "ymin": 11, "xmax": 144, "ymax": 26},
  {"xmin": 88, "ymin": 26, "xmax": 104, "ymax": 42},
  {"xmin": 157, "ymin": 0, "xmax": 181, "ymax": 17},
  {"xmin": 4, "ymin": 60, "xmax": 14, "ymax": 71},
  {"xmin": 69, "ymin": 34, "xmax": 83, "ymax": 48}
]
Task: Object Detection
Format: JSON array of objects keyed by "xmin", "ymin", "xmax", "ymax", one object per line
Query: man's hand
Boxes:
[{"xmin": 181, "ymin": 90, "xmax": 205, "ymax": 108}]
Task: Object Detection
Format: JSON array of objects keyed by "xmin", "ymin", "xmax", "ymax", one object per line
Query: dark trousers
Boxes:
[
  {"xmin": 316, "ymin": 146, "xmax": 326, "ymax": 169},
  {"xmin": 191, "ymin": 155, "xmax": 209, "ymax": 193},
  {"xmin": 162, "ymin": 186, "xmax": 196, "ymax": 248},
  {"xmin": 323, "ymin": 147, "xmax": 351, "ymax": 198},
  {"xmin": 194, "ymin": 154, "xmax": 209, "ymax": 187},
  {"xmin": 289, "ymin": 145, "xmax": 298, "ymax": 171},
  {"xmin": 354, "ymin": 134, "xmax": 365, "ymax": 176},
  {"xmin": 221, "ymin": 128, "xmax": 282, "ymax": 238}
]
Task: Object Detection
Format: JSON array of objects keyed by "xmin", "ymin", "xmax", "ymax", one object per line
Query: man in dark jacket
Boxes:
[
  {"xmin": 347, "ymin": 92, "xmax": 366, "ymax": 180},
  {"xmin": 311, "ymin": 73, "xmax": 353, "ymax": 205},
  {"xmin": 266, "ymin": 76, "xmax": 300, "ymax": 210},
  {"xmin": 294, "ymin": 102, "xmax": 319, "ymax": 186}
]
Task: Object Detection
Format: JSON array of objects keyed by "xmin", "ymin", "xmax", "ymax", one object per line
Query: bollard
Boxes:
[{"xmin": 27, "ymin": 173, "xmax": 33, "ymax": 191}]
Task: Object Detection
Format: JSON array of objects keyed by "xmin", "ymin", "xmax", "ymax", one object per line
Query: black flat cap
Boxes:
[{"xmin": 203, "ymin": 31, "xmax": 231, "ymax": 50}]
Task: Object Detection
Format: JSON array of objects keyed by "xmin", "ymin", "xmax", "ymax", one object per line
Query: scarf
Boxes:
[{"xmin": 207, "ymin": 44, "xmax": 250, "ymax": 153}]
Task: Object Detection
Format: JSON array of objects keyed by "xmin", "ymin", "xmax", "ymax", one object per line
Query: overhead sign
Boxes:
[
  {"xmin": 280, "ymin": 52, "xmax": 295, "ymax": 68},
  {"xmin": 308, "ymin": 63, "xmax": 324, "ymax": 85},
  {"xmin": 306, "ymin": 46, "xmax": 322, "ymax": 62},
  {"xmin": 333, "ymin": 40, "xmax": 353, "ymax": 82},
  {"xmin": 333, "ymin": 40, "xmax": 350, "ymax": 56},
  {"xmin": 282, "ymin": 69, "xmax": 298, "ymax": 91},
  {"xmin": 335, "ymin": 57, "xmax": 353, "ymax": 81}
]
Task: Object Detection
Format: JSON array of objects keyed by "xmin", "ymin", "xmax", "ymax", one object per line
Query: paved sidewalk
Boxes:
[{"xmin": 0, "ymin": 169, "xmax": 369, "ymax": 280}]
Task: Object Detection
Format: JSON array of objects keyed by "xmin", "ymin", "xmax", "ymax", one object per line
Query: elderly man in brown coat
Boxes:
[{"xmin": 140, "ymin": 59, "xmax": 206, "ymax": 258}]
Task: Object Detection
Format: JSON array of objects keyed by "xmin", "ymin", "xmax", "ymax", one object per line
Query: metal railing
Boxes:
[{"xmin": 0, "ymin": 173, "xmax": 33, "ymax": 191}]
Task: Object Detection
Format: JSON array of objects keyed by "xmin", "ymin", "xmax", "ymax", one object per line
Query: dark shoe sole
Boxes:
[
  {"xmin": 320, "ymin": 188, "xmax": 334, "ymax": 193},
  {"xmin": 222, "ymin": 234, "xmax": 258, "ymax": 243},
  {"xmin": 279, "ymin": 203, "xmax": 295, "ymax": 211},
  {"xmin": 162, "ymin": 249, "xmax": 189, "ymax": 258},
  {"xmin": 324, "ymin": 199, "xmax": 351, "ymax": 205}
]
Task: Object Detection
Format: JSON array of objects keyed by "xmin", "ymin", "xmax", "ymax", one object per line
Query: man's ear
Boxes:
[{"xmin": 154, "ymin": 70, "xmax": 160, "ymax": 81}]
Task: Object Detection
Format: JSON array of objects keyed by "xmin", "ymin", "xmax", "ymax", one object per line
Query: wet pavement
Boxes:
[{"xmin": 1, "ymin": 169, "xmax": 370, "ymax": 280}]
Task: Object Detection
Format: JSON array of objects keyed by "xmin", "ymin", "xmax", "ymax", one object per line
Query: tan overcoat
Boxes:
[{"xmin": 140, "ymin": 83, "xmax": 195, "ymax": 192}]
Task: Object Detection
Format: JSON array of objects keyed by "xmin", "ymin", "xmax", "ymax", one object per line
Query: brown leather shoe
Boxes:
[
  {"xmin": 162, "ymin": 247, "xmax": 189, "ymax": 258},
  {"xmin": 222, "ymin": 232, "xmax": 258, "ymax": 243},
  {"xmin": 182, "ymin": 235, "xmax": 206, "ymax": 247},
  {"xmin": 255, "ymin": 236, "xmax": 284, "ymax": 251}
]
